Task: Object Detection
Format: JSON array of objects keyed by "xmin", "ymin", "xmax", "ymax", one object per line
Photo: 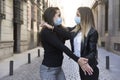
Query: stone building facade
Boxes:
[
  {"xmin": 92, "ymin": 0, "xmax": 120, "ymax": 55},
  {"xmin": 0, "ymin": 0, "xmax": 47, "ymax": 60}
]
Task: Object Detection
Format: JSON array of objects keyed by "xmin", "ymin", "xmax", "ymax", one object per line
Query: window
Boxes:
[
  {"xmin": 42, "ymin": 0, "xmax": 45, "ymax": 11},
  {"xmin": 119, "ymin": 0, "xmax": 120, "ymax": 30},
  {"xmin": 114, "ymin": 43, "xmax": 120, "ymax": 51},
  {"xmin": 37, "ymin": 9, "xmax": 41, "ymax": 25},
  {"xmin": 0, "ymin": 0, "xmax": 1, "ymax": 15},
  {"xmin": 0, "ymin": 0, "xmax": 5, "ymax": 19},
  {"xmin": 37, "ymin": 0, "xmax": 41, "ymax": 3},
  {"xmin": 31, "ymin": 5, "xmax": 34, "ymax": 21},
  {"xmin": 0, "ymin": 0, "xmax": 5, "ymax": 40},
  {"xmin": 13, "ymin": 0, "xmax": 23, "ymax": 24},
  {"xmin": 105, "ymin": 0, "xmax": 109, "ymax": 33},
  {"xmin": 0, "ymin": 0, "xmax": 1, "ymax": 40},
  {"xmin": 101, "ymin": 41, "xmax": 105, "ymax": 47}
]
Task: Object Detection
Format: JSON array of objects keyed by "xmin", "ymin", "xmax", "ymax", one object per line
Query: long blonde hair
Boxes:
[{"xmin": 72, "ymin": 7, "xmax": 95, "ymax": 40}]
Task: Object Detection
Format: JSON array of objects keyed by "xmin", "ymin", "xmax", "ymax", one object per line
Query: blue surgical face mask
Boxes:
[
  {"xmin": 54, "ymin": 17, "xmax": 62, "ymax": 26},
  {"xmin": 74, "ymin": 16, "xmax": 81, "ymax": 24}
]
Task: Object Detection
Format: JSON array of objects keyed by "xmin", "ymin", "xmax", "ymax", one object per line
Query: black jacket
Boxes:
[
  {"xmin": 53, "ymin": 26, "xmax": 98, "ymax": 67},
  {"xmin": 40, "ymin": 27, "xmax": 79, "ymax": 67}
]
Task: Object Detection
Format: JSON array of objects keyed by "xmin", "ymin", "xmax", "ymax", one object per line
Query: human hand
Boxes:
[
  {"xmin": 78, "ymin": 57, "xmax": 93, "ymax": 75},
  {"xmin": 78, "ymin": 57, "xmax": 88, "ymax": 66},
  {"xmin": 40, "ymin": 21, "xmax": 53, "ymax": 29},
  {"xmin": 81, "ymin": 63, "xmax": 93, "ymax": 75},
  {"xmin": 39, "ymin": 21, "xmax": 45, "ymax": 27}
]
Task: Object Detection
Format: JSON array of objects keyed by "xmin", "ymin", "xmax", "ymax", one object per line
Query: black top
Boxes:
[
  {"xmin": 70, "ymin": 27, "xmax": 98, "ymax": 67},
  {"xmin": 40, "ymin": 27, "xmax": 79, "ymax": 67}
]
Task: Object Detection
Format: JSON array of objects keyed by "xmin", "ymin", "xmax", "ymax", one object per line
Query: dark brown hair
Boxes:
[{"xmin": 43, "ymin": 7, "xmax": 56, "ymax": 26}]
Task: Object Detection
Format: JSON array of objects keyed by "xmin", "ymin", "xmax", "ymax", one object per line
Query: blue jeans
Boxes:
[{"xmin": 40, "ymin": 65, "xmax": 66, "ymax": 80}]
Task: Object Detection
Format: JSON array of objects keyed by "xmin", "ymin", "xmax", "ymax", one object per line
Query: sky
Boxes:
[{"xmin": 58, "ymin": 0, "xmax": 95, "ymax": 27}]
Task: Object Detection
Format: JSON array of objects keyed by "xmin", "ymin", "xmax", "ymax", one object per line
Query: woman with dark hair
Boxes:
[
  {"xmin": 44, "ymin": 7, "xmax": 99, "ymax": 80},
  {"xmin": 40, "ymin": 7, "xmax": 93, "ymax": 80}
]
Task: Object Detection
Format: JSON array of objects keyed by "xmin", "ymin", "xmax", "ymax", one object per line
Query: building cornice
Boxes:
[{"xmin": 92, "ymin": 1, "xmax": 98, "ymax": 9}]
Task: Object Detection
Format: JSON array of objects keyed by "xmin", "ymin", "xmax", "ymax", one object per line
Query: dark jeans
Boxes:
[{"xmin": 79, "ymin": 66, "xmax": 99, "ymax": 80}]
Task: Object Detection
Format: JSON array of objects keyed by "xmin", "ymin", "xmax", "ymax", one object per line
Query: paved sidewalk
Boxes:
[
  {"xmin": 0, "ymin": 41, "xmax": 120, "ymax": 80},
  {"xmin": 62, "ymin": 41, "xmax": 120, "ymax": 80},
  {"xmin": 97, "ymin": 48, "xmax": 120, "ymax": 80},
  {"xmin": 0, "ymin": 57, "xmax": 43, "ymax": 80},
  {"xmin": 62, "ymin": 48, "xmax": 120, "ymax": 80},
  {"xmin": 0, "ymin": 47, "xmax": 42, "ymax": 79}
]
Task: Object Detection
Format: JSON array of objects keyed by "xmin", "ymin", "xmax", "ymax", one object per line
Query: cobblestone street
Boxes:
[
  {"xmin": 0, "ymin": 0, "xmax": 120, "ymax": 80},
  {"xmin": 0, "ymin": 41, "xmax": 120, "ymax": 80}
]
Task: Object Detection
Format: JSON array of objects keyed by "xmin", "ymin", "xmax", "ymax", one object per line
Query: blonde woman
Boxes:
[{"xmin": 72, "ymin": 7, "xmax": 99, "ymax": 80}]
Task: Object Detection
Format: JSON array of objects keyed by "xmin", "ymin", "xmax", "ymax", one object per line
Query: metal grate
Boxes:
[
  {"xmin": 0, "ymin": 0, "xmax": 1, "ymax": 13},
  {"xmin": 13, "ymin": 0, "xmax": 23, "ymax": 24},
  {"xmin": 101, "ymin": 41, "xmax": 105, "ymax": 47},
  {"xmin": 0, "ymin": 0, "xmax": 6, "ymax": 19},
  {"xmin": 114, "ymin": 43, "xmax": 120, "ymax": 51},
  {"xmin": 105, "ymin": 0, "xmax": 108, "ymax": 33},
  {"xmin": 119, "ymin": 0, "xmax": 120, "ymax": 30}
]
